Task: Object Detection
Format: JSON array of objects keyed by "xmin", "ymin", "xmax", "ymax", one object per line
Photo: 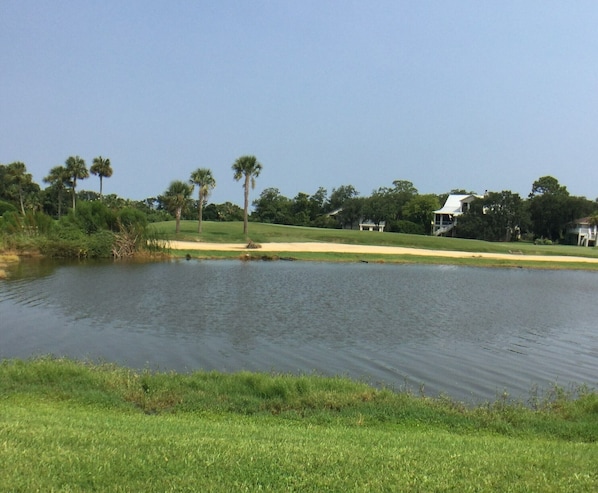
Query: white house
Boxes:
[
  {"xmin": 432, "ymin": 194, "xmax": 479, "ymax": 236},
  {"xmin": 567, "ymin": 217, "xmax": 597, "ymax": 247},
  {"xmin": 359, "ymin": 220, "xmax": 385, "ymax": 232}
]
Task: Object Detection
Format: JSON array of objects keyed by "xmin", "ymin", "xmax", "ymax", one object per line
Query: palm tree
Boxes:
[
  {"xmin": 43, "ymin": 165, "xmax": 70, "ymax": 218},
  {"xmin": 90, "ymin": 156, "xmax": 113, "ymax": 199},
  {"xmin": 189, "ymin": 168, "xmax": 216, "ymax": 234},
  {"xmin": 65, "ymin": 156, "xmax": 88, "ymax": 212},
  {"xmin": 232, "ymin": 155, "xmax": 263, "ymax": 236},
  {"xmin": 163, "ymin": 180, "xmax": 194, "ymax": 234}
]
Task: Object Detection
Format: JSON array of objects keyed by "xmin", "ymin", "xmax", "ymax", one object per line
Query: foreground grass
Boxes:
[{"xmin": 1, "ymin": 358, "xmax": 597, "ymax": 491}]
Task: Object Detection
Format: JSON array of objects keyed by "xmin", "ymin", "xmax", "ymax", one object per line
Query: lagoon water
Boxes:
[{"xmin": 1, "ymin": 259, "xmax": 597, "ymax": 402}]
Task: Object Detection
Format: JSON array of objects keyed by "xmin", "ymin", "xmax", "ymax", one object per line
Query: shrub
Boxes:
[
  {"xmin": 117, "ymin": 207, "xmax": 147, "ymax": 228},
  {"xmin": 0, "ymin": 211, "xmax": 54, "ymax": 236},
  {"xmin": 390, "ymin": 220, "xmax": 425, "ymax": 235},
  {"xmin": 86, "ymin": 230, "xmax": 116, "ymax": 258},
  {"xmin": 37, "ymin": 238, "xmax": 85, "ymax": 258},
  {"xmin": 65, "ymin": 202, "xmax": 117, "ymax": 234},
  {"xmin": 0, "ymin": 200, "xmax": 17, "ymax": 216}
]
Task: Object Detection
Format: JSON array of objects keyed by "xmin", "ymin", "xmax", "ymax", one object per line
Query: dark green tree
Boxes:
[
  {"xmin": 203, "ymin": 202, "xmax": 244, "ymax": 222},
  {"xmin": 362, "ymin": 191, "xmax": 398, "ymax": 227},
  {"xmin": 527, "ymin": 176, "xmax": 579, "ymax": 241},
  {"xmin": 402, "ymin": 194, "xmax": 440, "ymax": 235},
  {"xmin": 252, "ymin": 188, "xmax": 292, "ymax": 224},
  {"xmin": 308, "ymin": 187, "xmax": 328, "ymax": 220},
  {"xmin": 392, "ymin": 179, "xmax": 418, "ymax": 195},
  {"xmin": 336, "ymin": 197, "xmax": 365, "ymax": 229},
  {"xmin": 291, "ymin": 192, "xmax": 311, "ymax": 226},
  {"xmin": 328, "ymin": 185, "xmax": 358, "ymax": 211},
  {"xmin": 4, "ymin": 162, "xmax": 36, "ymax": 215},
  {"xmin": 43, "ymin": 165, "xmax": 71, "ymax": 218}
]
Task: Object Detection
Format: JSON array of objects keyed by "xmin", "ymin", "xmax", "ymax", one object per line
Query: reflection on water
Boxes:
[{"xmin": 1, "ymin": 259, "xmax": 597, "ymax": 402}]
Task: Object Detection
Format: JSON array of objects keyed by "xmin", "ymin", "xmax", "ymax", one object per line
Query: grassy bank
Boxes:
[
  {"xmin": 1, "ymin": 358, "xmax": 597, "ymax": 491},
  {"xmin": 149, "ymin": 220, "xmax": 598, "ymax": 268}
]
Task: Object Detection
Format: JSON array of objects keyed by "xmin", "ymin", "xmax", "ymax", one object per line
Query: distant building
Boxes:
[
  {"xmin": 359, "ymin": 220, "xmax": 385, "ymax": 232},
  {"xmin": 566, "ymin": 217, "xmax": 597, "ymax": 247},
  {"xmin": 432, "ymin": 194, "xmax": 479, "ymax": 236}
]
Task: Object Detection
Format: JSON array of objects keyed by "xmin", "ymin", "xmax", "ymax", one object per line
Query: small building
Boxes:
[
  {"xmin": 432, "ymin": 194, "xmax": 479, "ymax": 236},
  {"xmin": 359, "ymin": 220, "xmax": 385, "ymax": 232},
  {"xmin": 566, "ymin": 217, "xmax": 597, "ymax": 247}
]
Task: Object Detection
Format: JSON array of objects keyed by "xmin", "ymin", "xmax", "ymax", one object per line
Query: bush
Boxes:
[
  {"xmin": 0, "ymin": 211, "xmax": 54, "ymax": 236},
  {"xmin": 37, "ymin": 237, "xmax": 85, "ymax": 258},
  {"xmin": 86, "ymin": 230, "xmax": 116, "ymax": 258},
  {"xmin": 390, "ymin": 220, "xmax": 425, "ymax": 235},
  {"xmin": 65, "ymin": 202, "xmax": 117, "ymax": 234},
  {"xmin": 0, "ymin": 200, "xmax": 17, "ymax": 216},
  {"xmin": 534, "ymin": 238, "xmax": 553, "ymax": 245},
  {"xmin": 117, "ymin": 207, "xmax": 147, "ymax": 228}
]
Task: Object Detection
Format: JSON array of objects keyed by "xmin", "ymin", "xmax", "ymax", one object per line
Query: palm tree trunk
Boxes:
[
  {"xmin": 243, "ymin": 175, "xmax": 250, "ymax": 236},
  {"xmin": 176, "ymin": 208, "xmax": 182, "ymax": 234},
  {"xmin": 198, "ymin": 190, "xmax": 204, "ymax": 234},
  {"xmin": 19, "ymin": 189, "xmax": 25, "ymax": 215},
  {"xmin": 72, "ymin": 178, "xmax": 77, "ymax": 211}
]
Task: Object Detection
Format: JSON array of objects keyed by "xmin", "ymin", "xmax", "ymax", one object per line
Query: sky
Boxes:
[{"xmin": 2, "ymin": 1, "xmax": 598, "ymax": 207}]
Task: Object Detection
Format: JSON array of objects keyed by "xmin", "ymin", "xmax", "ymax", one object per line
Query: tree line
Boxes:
[
  {"xmin": 2, "ymin": 153, "xmax": 598, "ymax": 255},
  {"xmin": 250, "ymin": 176, "xmax": 598, "ymax": 244},
  {"xmin": 0, "ymin": 154, "xmax": 265, "ymax": 257}
]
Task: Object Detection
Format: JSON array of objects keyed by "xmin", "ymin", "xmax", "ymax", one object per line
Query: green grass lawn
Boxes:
[
  {"xmin": 148, "ymin": 220, "xmax": 598, "ymax": 265},
  {"xmin": 1, "ymin": 358, "xmax": 597, "ymax": 492}
]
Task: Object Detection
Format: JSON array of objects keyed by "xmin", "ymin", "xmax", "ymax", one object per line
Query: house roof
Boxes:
[
  {"xmin": 359, "ymin": 220, "xmax": 386, "ymax": 226},
  {"xmin": 433, "ymin": 194, "xmax": 477, "ymax": 215},
  {"xmin": 570, "ymin": 217, "xmax": 594, "ymax": 225}
]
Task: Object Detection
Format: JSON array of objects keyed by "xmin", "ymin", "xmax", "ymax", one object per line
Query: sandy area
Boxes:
[{"xmin": 168, "ymin": 241, "xmax": 598, "ymax": 264}]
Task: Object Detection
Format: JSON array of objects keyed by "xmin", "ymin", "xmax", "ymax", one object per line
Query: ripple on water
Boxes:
[{"xmin": 1, "ymin": 260, "xmax": 597, "ymax": 402}]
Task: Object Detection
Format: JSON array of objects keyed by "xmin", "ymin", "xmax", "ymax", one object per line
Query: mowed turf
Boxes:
[
  {"xmin": 149, "ymin": 220, "xmax": 598, "ymax": 268},
  {"xmin": 1, "ymin": 358, "xmax": 597, "ymax": 492}
]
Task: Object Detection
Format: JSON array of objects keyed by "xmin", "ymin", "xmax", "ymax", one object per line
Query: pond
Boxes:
[{"xmin": 1, "ymin": 259, "xmax": 597, "ymax": 402}]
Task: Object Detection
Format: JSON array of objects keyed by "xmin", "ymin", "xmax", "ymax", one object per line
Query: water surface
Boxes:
[{"xmin": 1, "ymin": 259, "xmax": 596, "ymax": 402}]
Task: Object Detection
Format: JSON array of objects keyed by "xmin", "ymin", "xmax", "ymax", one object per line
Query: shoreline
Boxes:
[{"xmin": 167, "ymin": 240, "xmax": 598, "ymax": 264}]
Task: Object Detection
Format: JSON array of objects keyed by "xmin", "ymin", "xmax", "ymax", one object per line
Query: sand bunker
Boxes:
[{"xmin": 167, "ymin": 241, "xmax": 598, "ymax": 264}]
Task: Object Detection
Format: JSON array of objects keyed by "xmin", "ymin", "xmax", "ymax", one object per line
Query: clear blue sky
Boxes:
[{"xmin": 2, "ymin": 1, "xmax": 597, "ymax": 206}]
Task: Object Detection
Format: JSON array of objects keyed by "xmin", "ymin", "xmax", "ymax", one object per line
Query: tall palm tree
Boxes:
[
  {"xmin": 163, "ymin": 180, "xmax": 194, "ymax": 234},
  {"xmin": 232, "ymin": 155, "xmax": 263, "ymax": 236},
  {"xmin": 189, "ymin": 168, "xmax": 216, "ymax": 233},
  {"xmin": 90, "ymin": 156, "xmax": 113, "ymax": 199},
  {"xmin": 65, "ymin": 156, "xmax": 88, "ymax": 212},
  {"xmin": 43, "ymin": 165, "xmax": 70, "ymax": 218}
]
